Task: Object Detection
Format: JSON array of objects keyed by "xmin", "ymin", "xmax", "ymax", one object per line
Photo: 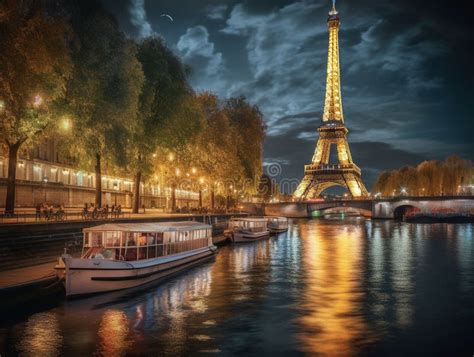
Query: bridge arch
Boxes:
[{"xmin": 393, "ymin": 204, "xmax": 421, "ymax": 220}]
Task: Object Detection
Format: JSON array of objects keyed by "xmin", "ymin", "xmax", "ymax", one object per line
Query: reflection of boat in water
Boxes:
[
  {"xmin": 266, "ymin": 216, "xmax": 289, "ymax": 233},
  {"xmin": 225, "ymin": 217, "xmax": 270, "ymax": 243},
  {"xmin": 55, "ymin": 222, "xmax": 217, "ymax": 297}
]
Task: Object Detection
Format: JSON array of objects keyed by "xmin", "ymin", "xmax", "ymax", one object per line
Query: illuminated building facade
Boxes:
[
  {"xmin": 294, "ymin": 2, "xmax": 368, "ymax": 199},
  {"xmin": 0, "ymin": 139, "xmax": 198, "ymax": 208}
]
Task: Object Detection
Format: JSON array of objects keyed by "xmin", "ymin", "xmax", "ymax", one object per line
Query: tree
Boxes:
[
  {"xmin": 189, "ymin": 93, "xmax": 242, "ymax": 208},
  {"xmin": 224, "ymin": 96, "xmax": 266, "ymax": 193},
  {"xmin": 372, "ymin": 156, "xmax": 473, "ymax": 197},
  {"xmin": 0, "ymin": 0, "xmax": 72, "ymax": 213},
  {"xmin": 63, "ymin": 3, "xmax": 143, "ymax": 207},
  {"xmin": 130, "ymin": 37, "xmax": 189, "ymax": 213}
]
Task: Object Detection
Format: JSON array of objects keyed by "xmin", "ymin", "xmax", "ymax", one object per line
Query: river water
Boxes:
[{"xmin": 1, "ymin": 218, "xmax": 473, "ymax": 356}]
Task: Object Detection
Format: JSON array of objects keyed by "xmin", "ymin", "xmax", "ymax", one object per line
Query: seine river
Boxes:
[{"xmin": 1, "ymin": 218, "xmax": 473, "ymax": 356}]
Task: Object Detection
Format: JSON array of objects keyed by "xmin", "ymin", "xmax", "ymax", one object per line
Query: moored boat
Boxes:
[
  {"xmin": 228, "ymin": 217, "xmax": 270, "ymax": 243},
  {"xmin": 266, "ymin": 216, "xmax": 289, "ymax": 233},
  {"xmin": 55, "ymin": 221, "xmax": 217, "ymax": 297}
]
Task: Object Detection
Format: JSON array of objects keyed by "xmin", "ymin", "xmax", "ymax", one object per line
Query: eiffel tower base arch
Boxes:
[{"xmin": 294, "ymin": 170, "xmax": 368, "ymax": 200}]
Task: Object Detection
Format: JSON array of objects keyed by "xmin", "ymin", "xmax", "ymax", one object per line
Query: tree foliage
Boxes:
[
  {"xmin": 0, "ymin": 0, "xmax": 72, "ymax": 213},
  {"xmin": 61, "ymin": 2, "xmax": 144, "ymax": 206},
  {"xmin": 372, "ymin": 156, "xmax": 473, "ymax": 196}
]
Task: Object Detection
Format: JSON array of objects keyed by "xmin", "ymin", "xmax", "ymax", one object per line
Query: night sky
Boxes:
[{"xmin": 102, "ymin": 0, "xmax": 473, "ymax": 191}]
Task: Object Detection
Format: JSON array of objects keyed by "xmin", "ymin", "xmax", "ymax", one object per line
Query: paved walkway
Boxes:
[{"xmin": 0, "ymin": 262, "xmax": 56, "ymax": 289}]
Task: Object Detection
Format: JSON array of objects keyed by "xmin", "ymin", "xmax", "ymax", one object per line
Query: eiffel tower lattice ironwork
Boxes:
[{"xmin": 294, "ymin": 1, "xmax": 368, "ymax": 199}]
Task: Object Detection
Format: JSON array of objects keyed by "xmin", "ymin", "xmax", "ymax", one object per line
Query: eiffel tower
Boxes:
[{"xmin": 294, "ymin": 1, "xmax": 368, "ymax": 199}]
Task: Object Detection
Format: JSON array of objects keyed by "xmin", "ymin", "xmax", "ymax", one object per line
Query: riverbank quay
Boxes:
[{"xmin": 0, "ymin": 212, "xmax": 245, "ymax": 270}]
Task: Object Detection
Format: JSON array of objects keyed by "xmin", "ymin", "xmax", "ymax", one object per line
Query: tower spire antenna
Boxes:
[{"xmin": 329, "ymin": 0, "xmax": 338, "ymax": 15}]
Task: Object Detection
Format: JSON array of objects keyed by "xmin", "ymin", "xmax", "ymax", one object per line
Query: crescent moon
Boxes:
[{"xmin": 160, "ymin": 14, "xmax": 174, "ymax": 22}]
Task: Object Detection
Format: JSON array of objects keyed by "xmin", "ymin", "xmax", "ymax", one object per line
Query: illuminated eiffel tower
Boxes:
[{"xmin": 294, "ymin": 1, "xmax": 368, "ymax": 199}]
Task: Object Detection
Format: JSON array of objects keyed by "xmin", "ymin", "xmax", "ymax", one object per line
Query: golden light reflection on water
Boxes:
[
  {"xmin": 97, "ymin": 310, "xmax": 130, "ymax": 356},
  {"xmin": 16, "ymin": 312, "xmax": 63, "ymax": 357},
  {"xmin": 296, "ymin": 221, "xmax": 375, "ymax": 356}
]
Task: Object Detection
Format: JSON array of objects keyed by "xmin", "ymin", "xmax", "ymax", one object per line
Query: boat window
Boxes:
[
  {"xmin": 184, "ymin": 231, "xmax": 189, "ymax": 240},
  {"xmin": 138, "ymin": 233, "xmax": 147, "ymax": 246},
  {"xmin": 91, "ymin": 232, "xmax": 103, "ymax": 246},
  {"xmin": 126, "ymin": 232, "xmax": 136, "ymax": 247},
  {"xmin": 105, "ymin": 231, "xmax": 121, "ymax": 247},
  {"xmin": 156, "ymin": 232, "xmax": 163, "ymax": 244},
  {"xmin": 147, "ymin": 233, "xmax": 156, "ymax": 245},
  {"xmin": 84, "ymin": 233, "xmax": 90, "ymax": 247}
]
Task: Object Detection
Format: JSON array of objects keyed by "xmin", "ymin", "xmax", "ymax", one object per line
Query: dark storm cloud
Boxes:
[{"xmin": 102, "ymin": 0, "xmax": 473, "ymax": 190}]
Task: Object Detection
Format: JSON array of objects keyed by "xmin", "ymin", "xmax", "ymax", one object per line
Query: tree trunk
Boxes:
[
  {"xmin": 5, "ymin": 142, "xmax": 21, "ymax": 215},
  {"xmin": 171, "ymin": 183, "xmax": 176, "ymax": 212},
  {"xmin": 210, "ymin": 189, "xmax": 215, "ymax": 210},
  {"xmin": 95, "ymin": 153, "xmax": 102, "ymax": 207},
  {"xmin": 199, "ymin": 188, "xmax": 202, "ymax": 208},
  {"xmin": 133, "ymin": 170, "xmax": 142, "ymax": 213}
]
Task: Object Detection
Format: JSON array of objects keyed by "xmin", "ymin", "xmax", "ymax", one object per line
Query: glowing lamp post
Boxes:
[
  {"xmin": 42, "ymin": 176, "xmax": 49, "ymax": 202},
  {"xmin": 60, "ymin": 117, "xmax": 72, "ymax": 132},
  {"xmin": 33, "ymin": 94, "xmax": 43, "ymax": 108}
]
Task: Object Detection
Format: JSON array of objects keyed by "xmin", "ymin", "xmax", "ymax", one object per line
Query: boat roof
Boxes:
[
  {"xmin": 83, "ymin": 221, "xmax": 211, "ymax": 233},
  {"xmin": 230, "ymin": 217, "xmax": 268, "ymax": 222}
]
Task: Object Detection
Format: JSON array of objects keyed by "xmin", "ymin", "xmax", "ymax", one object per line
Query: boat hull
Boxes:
[
  {"xmin": 268, "ymin": 227, "xmax": 288, "ymax": 234},
  {"xmin": 232, "ymin": 230, "xmax": 270, "ymax": 243},
  {"xmin": 56, "ymin": 247, "xmax": 216, "ymax": 297}
]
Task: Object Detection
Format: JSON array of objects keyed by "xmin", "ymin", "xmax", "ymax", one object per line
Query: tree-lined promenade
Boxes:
[{"xmin": 0, "ymin": 0, "xmax": 265, "ymax": 214}]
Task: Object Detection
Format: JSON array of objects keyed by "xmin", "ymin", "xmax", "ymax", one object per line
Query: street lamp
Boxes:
[
  {"xmin": 60, "ymin": 117, "xmax": 72, "ymax": 132},
  {"xmin": 401, "ymin": 187, "xmax": 407, "ymax": 196},
  {"xmin": 42, "ymin": 176, "xmax": 49, "ymax": 202},
  {"xmin": 33, "ymin": 94, "xmax": 43, "ymax": 107}
]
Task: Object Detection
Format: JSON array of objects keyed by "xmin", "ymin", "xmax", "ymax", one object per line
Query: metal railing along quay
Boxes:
[{"xmin": 0, "ymin": 210, "xmax": 131, "ymax": 224}]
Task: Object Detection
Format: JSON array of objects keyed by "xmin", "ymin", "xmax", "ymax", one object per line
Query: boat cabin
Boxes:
[
  {"xmin": 267, "ymin": 216, "xmax": 287, "ymax": 224},
  {"xmin": 229, "ymin": 217, "xmax": 268, "ymax": 233},
  {"xmin": 82, "ymin": 222, "xmax": 213, "ymax": 261}
]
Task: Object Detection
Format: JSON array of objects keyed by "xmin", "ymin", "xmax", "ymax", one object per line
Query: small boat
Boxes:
[
  {"xmin": 228, "ymin": 217, "xmax": 270, "ymax": 243},
  {"xmin": 266, "ymin": 216, "xmax": 289, "ymax": 233},
  {"xmin": 55, "ymin": 222, "xmax": 217, "ymax": 297}
]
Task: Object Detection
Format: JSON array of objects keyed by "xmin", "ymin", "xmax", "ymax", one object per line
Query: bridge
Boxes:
[
  {"xmin": 258, "ymin": 199, "xmax": 373, "ymax": 218},
  {"xmin": 373, "ymin": 196, "xmax": 474, "ymax": 219},
  {"xmin": 243, "ymin": 196, "xmax": 474, "ymax": 219}
]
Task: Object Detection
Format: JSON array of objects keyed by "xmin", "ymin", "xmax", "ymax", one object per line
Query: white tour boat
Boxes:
[
  {"xmin": 55, "ymin": 221, "xmax": 217, "ymax": 297},
  {"xmin": 266, "ymin": 216, "xmax": 289, "ymax": 233},
  {"xmin": 228, "ymin": 217, "xmax": 270, "ymax": 243}
]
